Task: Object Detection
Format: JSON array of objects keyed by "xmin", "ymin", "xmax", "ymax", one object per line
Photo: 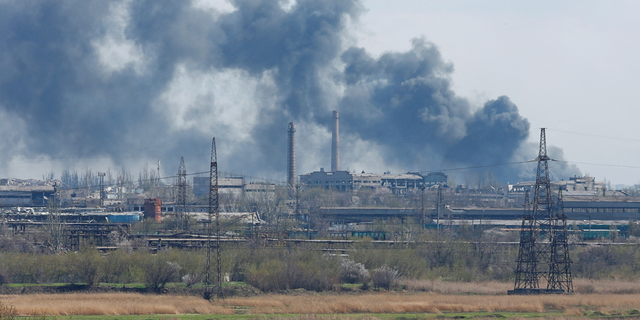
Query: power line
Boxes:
[
  {"xmin": 54, "ymin": 168, "xmax": 289, "ymax": 193},
  {"xmin": 43, "ymin": 157, "xmax": 640, "ymax": 193},
  {"xmin": 55, "ymin": 171, "xmax": 210, "ymax": 192},
  {"xmin": 547, "ymin": 128, "xmax": 640, "ymax": 143},
  {"xmin": 420, "ymin": 160, "xmax": 535, "ymax": 174},
  {"xmin": 420, "ymin": 157, "xmax": 640, "ymax": 176},
  {"xmin": 554, "ymin": 160, "xmax": 640, "ymax": 170}
]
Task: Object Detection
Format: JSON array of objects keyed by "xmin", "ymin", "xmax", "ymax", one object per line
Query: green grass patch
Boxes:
[
  {"xmin": 97, "ymin": 283, "xmax": 146, "ymax": 289},
  {"xmin": 5, "ymin": 283, "xmax": 69, "ymax": 287},
  {"xmin": 223, "ymin": 281, "xmax": 248, "ymax": 287}
]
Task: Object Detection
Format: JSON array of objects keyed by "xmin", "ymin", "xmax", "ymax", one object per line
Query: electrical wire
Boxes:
[
  {"xmin": 553, "ymin": 160, "xmax": 640, "ymax": 170},
  {"xmin": 419, "ymin": 160, "xmax": 536, "ymax": 174},
  {"xmin": 547, "ymin": 128, "xmax": 640, "ymax": 143},
  {"xmin": 55, "ymin": 171, "xmax": 210, "ymax": 192}
]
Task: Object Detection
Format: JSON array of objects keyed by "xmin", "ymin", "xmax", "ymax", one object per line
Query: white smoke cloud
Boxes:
[{"xmin": 92, "ymin": 0, "xmax": 147, "ymax": 76}]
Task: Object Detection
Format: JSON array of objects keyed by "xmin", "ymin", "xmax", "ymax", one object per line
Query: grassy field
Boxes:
[
  {"xmin": 400, "ymin": 278, "xmax": 640, "ymax": 295},
  {"xmin": 3, "ymin": 280, "xmax": 640, "ymax": 319},
  {"xmin": 2, "ymin": 291, "xmax": 640, "ymax": 319}
]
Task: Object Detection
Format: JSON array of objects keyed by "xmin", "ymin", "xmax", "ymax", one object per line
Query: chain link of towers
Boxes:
[
  {"xmin": 176, "ymin": 116, "xmax": 575, "ymax": 298},
  {"xmin": 509, "ymin": 128, "xmax": 573, "ymax": 295}
]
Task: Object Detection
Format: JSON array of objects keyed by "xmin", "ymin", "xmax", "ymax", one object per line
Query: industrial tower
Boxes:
[
  {"xmin": 287, "ymin": 122, "xmax": 296, "ymax": 189},
  {"xmin": 331, "ymin": 110, "xmax": 340, "ymax": 172},
  {"xmin": 510, "ymin": 128, "xmax": 573, "ymax": 294}
]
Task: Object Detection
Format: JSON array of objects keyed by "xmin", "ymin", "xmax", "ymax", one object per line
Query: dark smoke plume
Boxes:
[{"xmin": 0, "ymin": 0, "xmax": 579, "ymax": 183}]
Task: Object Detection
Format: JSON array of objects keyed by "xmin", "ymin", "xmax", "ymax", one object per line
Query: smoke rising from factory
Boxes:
[{"xmin": 0, "ymin": 0, "xmax": 578, "ymax": 183}]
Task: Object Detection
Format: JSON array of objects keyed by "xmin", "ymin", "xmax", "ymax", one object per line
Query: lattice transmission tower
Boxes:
[
  {"xmin": 176, "ymin": 157, "xmax": 188, "ymax": 230},
  {"xmin": 510, "ymin": 128, "xmax": 573, "ymax": 294},
  {"xmin": 98, "ymin": 172, "xmax": 105, "ymax": 207},
  {"xmin": 204, "ymin": 138, "xmax": 221, "ymax": 300}
]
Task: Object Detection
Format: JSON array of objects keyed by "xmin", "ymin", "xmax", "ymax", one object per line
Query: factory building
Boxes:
[
  {"xmin": 193, "ymin": 176, "xmax": 275, "ymax": 200},
  {"xmin": 422, "ymin": 172, "xmax": 448, "ymax": 186},
  {"xmin": 509, "ymin": 175, "xmax": 610, "ymax": 197},
  {"xmin": 559, "ymin": 175, "xmax": 605, "ymax": 194},
  {"xmin": 300, "ymin": 169, "xmax": 381, "ymax": 192},
  {"xmin": 0, "ymin": 185, "xmax": 56, "ymax": 206},
  {"xmin": 381, "ymin": 173, "xmax": 422, "ymax": 194},
  {"xmin": 298, "ymin": 110, "xmax": 447, "ymax": 195},
  {"xmin": 319, "ymin": 199, "xmax": 640, "ymax": 223},
  {"xmin": 244, "ymin": 182, "xmax": 277, "ymax": 201},
  {"xmin": 193, "ymin": 176, "xmax": 245, "ymax": 199},
  {"xmin": 300, "ymin": 170, "xmax": 443, "ymax": 195}
]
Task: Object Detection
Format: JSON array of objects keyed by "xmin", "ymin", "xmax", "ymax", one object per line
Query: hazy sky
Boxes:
[
  {"xmin": 1, "ymin": 0, "xmax": 638, "ymax": 186},
  {"xmin": 358, "ymin": 1, "xmax": 640, "ymax": 186}
]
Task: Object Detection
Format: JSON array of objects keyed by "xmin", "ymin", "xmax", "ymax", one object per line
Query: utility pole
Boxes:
[
  {"xmin": 295, "ymin": 184, "xmax": 300, "ymax": 216},
  {"xmin": 510, "ymin": 128, "xmax": 573, "ymax": 294},
  {"xmin": 419, "ymin": 183, "xmax": 425, "ymax": 229},
  {"xmin": 436, "ymin": 185, "xmax": 442, "ymax": 231}
]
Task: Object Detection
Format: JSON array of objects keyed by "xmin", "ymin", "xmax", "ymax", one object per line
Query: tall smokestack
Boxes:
[
  {"xmin": 287, "ymin": 122, "xmax": 296, "ymax": 188},
  {"xmin": 331, "ymin": 110, "xmax": 340, "ymax": 172}
]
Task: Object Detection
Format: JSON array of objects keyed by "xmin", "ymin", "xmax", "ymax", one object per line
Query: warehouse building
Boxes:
[
  {"xmin": 0, "ymin": 185, "xmax": 56, "ymax": 206},
  {"xmin": 300, "ymin": 170, "xmax": 445, "ymax": 194}
]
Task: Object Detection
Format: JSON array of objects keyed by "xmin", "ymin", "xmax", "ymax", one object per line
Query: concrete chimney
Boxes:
[
  {"xmin": 331, "ymin": 110, "xmax": 340, "ymax": 172},
  {"xmin": 287, "ymin": 122, "xmax": 296, "ymax": 188}
]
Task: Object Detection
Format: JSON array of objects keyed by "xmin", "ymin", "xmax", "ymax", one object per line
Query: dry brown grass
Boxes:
[
  {"xmin": 400, "ymin": 278, "xmax": 640, "ymax": 295},
  {"xmin": 399, "ymin": 279, "xmax": 512, "ymax": 295},
  {"xmin": 223, "ymin": 294, "xmax": 541, "ymax": 314},
  {"xmin": 573, "ymin": 278, "xmax": 640, "ymax": 294},
  {"xmin": 0, "ymin": 293, "xmax": 233, "ymax": 316},
  {"xmin": 220, "ymin": 293, "xmax": 640, "ymax": 315},
  {"xmin": 5, "ymin": 282, "xmax": 640, "ymax": 316}
]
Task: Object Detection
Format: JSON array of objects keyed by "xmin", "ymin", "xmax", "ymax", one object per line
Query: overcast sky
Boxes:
[
  {"xmin": 358, "ymin": 0, "xmax": 640, "ymax": 186},
  {"xmin": 1, "ymin": 0, "xmax": 639, "ymax": 186}
]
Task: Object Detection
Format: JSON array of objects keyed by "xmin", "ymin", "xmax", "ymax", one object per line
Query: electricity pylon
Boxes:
[
  {"xmin": 510, "ymin": 128, "xmax": 573, "ymax": 294},
  {"xmin": 204, "ymin": 138, "xmax": 221, "ymax": 300}
]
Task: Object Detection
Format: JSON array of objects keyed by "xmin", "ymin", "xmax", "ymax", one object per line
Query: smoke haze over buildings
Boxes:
[{"xmin": 0, "ymin": 0, "xmax": 579, "ymax": 183}]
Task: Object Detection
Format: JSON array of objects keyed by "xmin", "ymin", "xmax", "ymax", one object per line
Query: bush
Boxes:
[
  {"xmin": 0, "ymin": 267, "xmax": 8, "ymax": 286},
  {"xmin": 371, "ymin": 265, "xmax": 399, "ymax": 290},
  {"xmin": 182, "ymin": 273, "xmax": 202, "ymax": 287},
  {"xmin": 74, "ymin": 249, "xmax": 103, "ymax": 286},
  {"xmin": 339, "ymin": 258, "xmax": 369, "ymax": 284},
  {"xmin": 0, "ymin": 301, "xmax": 16, "ymax": 320},
  {"xmin": 144, "ymin": 255, "xmax": 181, "ymax": 292},
  {"xmin": 244, "ymin": 252, "xmax": 337, "ymax": 292}
]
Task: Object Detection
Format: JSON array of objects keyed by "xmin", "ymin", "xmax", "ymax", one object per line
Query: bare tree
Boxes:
[
  {"xmin": 61, "ymin": 169, "xmax": 80, "ymax": 188},
  {"xmin": 42, "ymin": 171, "xmax": 55, "ymax": 181},
  {"xmin": 106, "ymin": 168, "xmax": 113, "ymax": 187},
  {"xmin": 117, "ymin": 166, "xmax": 132, "ymax": 199},
  {"xmin": 139, "ymin": 163, "xmax": 159, "ymax": 195}
]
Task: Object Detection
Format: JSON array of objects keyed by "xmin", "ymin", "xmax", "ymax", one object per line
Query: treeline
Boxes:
[
  {"xmin": 1, "ymin": 232, "xmax": 640, "ymax": 292},
  {"xmin": 52, "ymin": 165, "xmax": 158, "ymax": 191}
]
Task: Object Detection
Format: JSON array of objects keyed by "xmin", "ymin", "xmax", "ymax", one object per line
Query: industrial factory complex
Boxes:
[{"xmin": 1, "ymin": 110, "xmax": 640, "ymax": 248}]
